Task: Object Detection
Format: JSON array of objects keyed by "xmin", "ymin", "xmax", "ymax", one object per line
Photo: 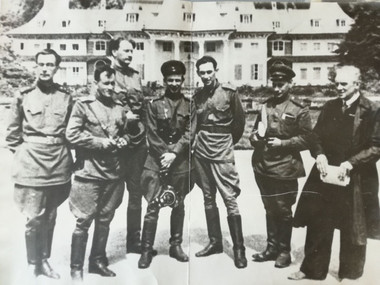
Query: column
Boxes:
[
  {"xmin": 148, "ymin": 39, "xmax": 156, "ymax": 83},
  {"xmin": 174, "ymin": 39, "xmax": 180, "ymax": 60},
  {"xmin": 223, "ymin": 40, "xmax": 230, "ymax": 82},
  {"xmin": 198, "ymin": 39, "xmax": 205, "ymax": 59}
]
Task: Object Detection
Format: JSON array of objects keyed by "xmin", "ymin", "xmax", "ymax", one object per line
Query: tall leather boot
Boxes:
[
  {"xmin": 38, "ymin": 224, "xmax": 60, "ymax": 279},
  {"xmin": 126, "ymin": 207, "xmax": 142, "ymax": 254},
  {"xmin": 274, "ymin": 219, "xmax": 292, "ymax": 268},
  {"xmin": 227, "ymin": 215, "xmax": 247, "ymax": 269},
  {"xmin": 195, "ymin": 207, "xmax": 223, "ymax": 257},
  {"xmin": 25, "ymin": 229, "xmax": 40, "ymax": 278},
  {"xmin": 89, "ymin": 219, "xmax": 116, "ymax": 277},
  {"xmin": 169, "ymin": 206, "xmax": 189, "ymax": 262},
  {"xmin": 138, "ymin": 220, "xmax": 158, "ymax": 269},
  {"xmin": 70, "ymin": 232, "xmax": 88, "ymax": 282},
  {"xmin": 252, "ymin": 214, "xmax": 278, "ymax": 262}
]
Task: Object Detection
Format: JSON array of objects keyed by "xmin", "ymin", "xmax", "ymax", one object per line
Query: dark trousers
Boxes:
[
  {"xmin": 14, "ymin": 183, "xmax": 70, "ymax": 264},
  {"xmin": 300, "ymin": 193, "xmax": 366, "ymax": 280}
]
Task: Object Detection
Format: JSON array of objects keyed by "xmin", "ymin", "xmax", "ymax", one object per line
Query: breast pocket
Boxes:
[
  {"xmin": 210, "ymin": 104, "xmax": 231, "ymax": 122},
  {"xmin": 176, "ymin": 110, "xmax": 190, "ymax": 131},
  {"xmin": 25, "ymin": 104, "xmax": 44, "ymax": 128}
]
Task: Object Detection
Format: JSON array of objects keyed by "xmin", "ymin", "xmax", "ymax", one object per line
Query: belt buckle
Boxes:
[{"xmin": 46, "ymin": 136, "xmax": 56, "ymax": 144}]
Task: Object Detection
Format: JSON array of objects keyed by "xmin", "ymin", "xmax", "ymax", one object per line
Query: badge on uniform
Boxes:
[{"xmin": 282, "ymin": 113, "xmax": 296, "ymax": 120}]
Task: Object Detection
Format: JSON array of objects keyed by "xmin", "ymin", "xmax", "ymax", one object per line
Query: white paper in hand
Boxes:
[{"xmin": 320, "ymin": 164, "xmax": 350, "ymax": 187}]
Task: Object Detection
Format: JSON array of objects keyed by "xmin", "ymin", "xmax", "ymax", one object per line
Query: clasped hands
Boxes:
[
  {"xmin": 160, "ymin": 152, "xmax": 177, "ymax": 172},
  {"xmin": 101, "ymin": 137, "xmax": 128, "ymax": 150},
  {"xmin": 316, "ymin": 154, "xmax": 353, "ymax": 181}
]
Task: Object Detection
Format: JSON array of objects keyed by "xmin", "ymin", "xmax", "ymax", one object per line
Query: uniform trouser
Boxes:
[
  {"xmin": 69, "ymin": 178, "xmax": 124, "ymax": 267},
  {"xmin": 300, "ymin": 192, "xmax": 366, "ymax": 280},
  {"xmin": 141, "ymin": 169, "xmax": 193, "ymax": 247},
  {"xmin": 254, "ymin": 173, "xmax": 298, "ymax": 253},
  {"xmin": 194, "ymin": 155, "xmax": 241, "ymax": 216},
  {"xmin": 14, "ymin": 183, "xmax": 70, "ymax": 265},
  {"xmin": 124, "ymin": 144, "xmax": 148, "ymax": 247}
]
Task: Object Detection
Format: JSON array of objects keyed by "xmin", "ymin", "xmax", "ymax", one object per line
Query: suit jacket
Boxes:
[{"xmin": 294, "ymin": 95, "xmax": 380, "ymax": 245}]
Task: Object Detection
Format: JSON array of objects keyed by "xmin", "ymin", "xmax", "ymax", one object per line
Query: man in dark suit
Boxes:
[{"xmin": 289, "ymin": 65, "xmax": 380, "ymax": 281}]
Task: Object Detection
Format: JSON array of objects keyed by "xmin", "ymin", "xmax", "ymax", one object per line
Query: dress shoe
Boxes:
[
  {"xmin": 127, "ymin": 245, "xmax": 158, "ymax": 257},
  {"xmin": 89, "ymin": 260, "xmax": 116, "ymax": 277},
  {"xmin": 71, "ymin": 268, "xmax": 83, "ymax": 282},
  {"xmin": 195, "ymin": 242, "xmax": 223, "ymax": 257},
  {"xmin": 252, "ymin": 249, "xmax": 278, "ymax": 262},
  {"xmin": 288, "ymin": 271, "xmax": 306, "ymax": 280},
  {"xmin": 39, "ymin": 259, "xmax": 60, "ymax": 279},
  {"xmin": 169, "ymin": 245, "xmax": 189, "ymax": 262},
  {"xmin": 138, "ymin": 250, "xmax": 153, "ymax": 269},
  {"xmin": 275, "ymin": 252, "xmax": 291, "ymax": 268}
]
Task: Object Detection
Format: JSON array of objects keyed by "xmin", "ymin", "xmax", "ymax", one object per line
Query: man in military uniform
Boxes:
[
  {"xmin": 250, "ymin": 62, "xmax": 313, "ymax": 268},
  {"xmin": 289, "ymin": 65, "xmax": 380, "ymax": 281},
  {"xmin": 193, "ymin": 56, "xmax": 247, "ymax": 269},
  {"xmin": 138, "ymin": 60, "xmax": 196, "ymax": 268},
  {"xmin": 109, "ymin": 37, "xmax": 147, "ymax": 254},
  {"xmin": 6, "ymin": 49, "xmax": 72, "ymax": 279},
  {"xmin": 66, "ymin": 65, "xmax": 129, "ymax": 281}
]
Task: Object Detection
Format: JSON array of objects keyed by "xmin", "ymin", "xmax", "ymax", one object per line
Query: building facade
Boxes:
[{"xmin": 7, "ymin": 0, "xmax": 353, "ymax": 87}]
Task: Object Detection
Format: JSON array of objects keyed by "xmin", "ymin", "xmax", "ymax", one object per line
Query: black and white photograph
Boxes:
[{"xmin": 0, "ymin": 0, "xmax": 380, "ymax": 284}]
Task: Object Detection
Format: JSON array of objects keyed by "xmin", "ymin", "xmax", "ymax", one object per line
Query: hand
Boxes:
[
  {"xmin": 126, "ymin": 111, "xmax": 140, "ymax": 121},
  {"xmin": 316, "ymin": 154, "xmax": 328, "ymax": 177},
  {"xmin": 115, "ymin": 137, "xmax": 128, "ymax": 149},
  {"xmin": 160, "ymin": 152, "xmax": 177, "ymax": 170},
  {"xmin": 101, "ymin": 138, "xmax": 117, "ymax": 150},
  {"xmin": 338, "ymin": 161, "xmax": 353, "ymax": 181},
  {"xmin": 267, "ymin": 137, "xmax": 282, "ymax": 148}
]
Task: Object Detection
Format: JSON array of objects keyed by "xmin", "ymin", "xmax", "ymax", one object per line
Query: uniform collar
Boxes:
[{"xmin": 37, "ymin": 80, "xmax": 56, "ymax": 94}]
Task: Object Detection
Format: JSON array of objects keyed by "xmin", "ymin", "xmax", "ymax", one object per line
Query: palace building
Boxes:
[{"xmin": 6, "ymin": 0, "xmax": 353, "ymax": 87}]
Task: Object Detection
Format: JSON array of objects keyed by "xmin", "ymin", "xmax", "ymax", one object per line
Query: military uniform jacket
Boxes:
[
  {"xmin": 144, "ymin": 91, "xmax": 197, "ymax": 174},
  {"xmin": 6, "ymin": 82, "xmax": 73, "ymax": 187},
  {"xmin": 252, "ymin": 95, "xmax": 313, "ymax": 180},
  {"xmin": 194, "ymin": 81, "xmax": 245, "ymax": 162},
  {"xmin": 65, "ymin": 92, "xmax": 128, "ymax": 181},
  {"xmin": 113, "ymin": 64, "xmax": 146, "ymax": 146}
]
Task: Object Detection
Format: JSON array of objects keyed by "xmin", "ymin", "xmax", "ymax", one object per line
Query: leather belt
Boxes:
[
  {"xmin": 24, "ymin": 136, "xmax": 65, "ymax": 145},
  {"xmin": 200, "ymin": 125, "xmax": 231, "ymax": 134}
]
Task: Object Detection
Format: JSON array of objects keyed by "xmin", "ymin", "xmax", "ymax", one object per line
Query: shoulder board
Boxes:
[
  {"xmin": 221, "ymin": 83, "xmax": 237, "ymax": 92},
  {"xmin": 290, "ymin": 96, "xmax": 307, "ymax": 108},
  {"xmin": 55, "ymin": 84, "xmax": 70, "ymax": 94},
  {"xmin": 128, "ymin": 66, "xmax": 139, "ymax": 74},
  {"xmin": 79, "ymin": 95, "xmax": 96, "ymax": 103},
  {"xmin": 19, "ymin": 86, "xmax": 36, "ymax": 95}
]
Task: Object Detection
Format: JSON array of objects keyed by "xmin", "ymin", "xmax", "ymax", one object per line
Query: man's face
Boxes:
[
  {"xmin": 36, "ymin": 54, "xmax": 59, "ymax": 82},
  {"xmin": 97, "ymin": 72, "xmax": 115, "ymax": 98},
  {"xmin": 334, "ymin": 68, "xmax": 360, "ymax": 101},
  {"xmin": 197, "ymin": 62, "xmax": 217, "ymax": 87},
  {"xmin": 272, "ymin": 80, "xmax": 291, "ymax": 99},
  {"xmin": 112, "ymin": 40, "xmax": 134, "ymax": 67},
  {"xmin": 165, "ymin": 74, "xmax": 184, "ymax": 94}
]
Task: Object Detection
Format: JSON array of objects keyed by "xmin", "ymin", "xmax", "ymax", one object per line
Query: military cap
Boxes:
[
  {"xmin": 161, "ymin": 60, "xmax": 186, "ymax": 76},
  {"xmin": 269, "ymin": 61, "xmax": 295, "ymax": 81}
]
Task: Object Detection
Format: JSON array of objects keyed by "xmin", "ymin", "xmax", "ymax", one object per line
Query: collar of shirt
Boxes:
[{"xmin": 344, "ymin": 92, "xmax": 360, "ymax": 108}]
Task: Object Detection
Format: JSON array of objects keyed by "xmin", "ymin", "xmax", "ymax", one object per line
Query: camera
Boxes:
[{"xmin": 150, "ymin": 184, "xmax": 178, "ymax": 208}]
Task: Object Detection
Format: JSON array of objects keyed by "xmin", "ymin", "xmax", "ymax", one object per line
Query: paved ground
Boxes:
[{"xmin": 1, "ymin": 147, "xmax": 380, "ymax": 285}]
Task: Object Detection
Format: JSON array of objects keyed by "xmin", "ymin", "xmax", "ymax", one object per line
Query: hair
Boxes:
[
  {"xmin": 196, "ymin": 56, "xmax": 218, "ymax": 70},
  {"xmin": 108, "ymin": 37, "xmax": 136, "ymax": 56},
  {"xmin": 35, "ymin": 49, "xmax": 61, "ymax": 66},
  {"xmin": 94, "ymin": 65, "xmax": 115, "ymax": 82}
]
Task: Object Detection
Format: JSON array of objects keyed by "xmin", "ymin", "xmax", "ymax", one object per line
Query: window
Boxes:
[
  {"xmin": 34, "ymin": 43, "xmax": 40, "ymax": 49},
  {"xmin": 272, "ymin": 21, "xmax": 280, "ymax": 29},
  {"xmin": 136, "ymin": 42, "xmax": 144, "ymax": 51},
  {"xmin": 184, "ymin": 42, "xmax": 195, "ymax": 53},
  {"xmin": 251, "ymin": 64, "xmax": 262, "ymax": 80},
  {"xmin": 20, "ymin": 43, "xmax": 24, "ymax": 50},
  {"xmin": 183, "ymin": 13, "xmax": 195, "ymax": 22},
  {"xmin": 72, "ymin": 44, "xmax": 79, "ymax": 50},
  {"xmin": 300, "ymin": 42, "xmax": 307, "ymax": 51},
  {"xmin": 234, "ymin": 65, "xmax": 242, "ymax": 80},
  {"xmin": 273, "ymin": 41, "xmax": 284, "ymax": 51},
  {"xmin": 240, "ymin": 14, "xmax": 252, "ymax": 23},
  {"xmin": 251, "ymin": 42, "xmax": 259, "ymax": 49},
  {"xmin": 206, "ymin": 42, "xmax": 216, "ymax": 52},
  {"xmin": 95, "ymin": 41, "xmax": 106, "ymax": 51},
  {"xmin": 313, "ymin": 43, "xmax": 321, "ymax": 51},
  {"xmin": 137, "ymin": 64, "xmax": 145, "ymax": 80},
  {"xmin": 62, "ymin": 21, "xmax": 70, "ymax": 27},
  {"xmin": 46, "ymin": 43, "xmax": 51, "ymax": 49},
  {"xmin": 126, "ymin": 13, "xmax": 139, "ymax": 22},
  {"xmin": 162, "ymin": 42, "xmax": 172, "ymax": 52},
  {"xmin": 310, "ymin": 19, "xmax": 320, "ymax": 27},
  {"xmin": 38, "ymin": 20, "xmax": 46, "ymax": 27},
  {"xmin": 300, "ymin": 68, "xmax": 307, "ymax": 80},
  {"xmin": 73, "ymin": 67, "xmax": 80, "ymax": 77},
  {"xmin": 98, "ymin": 20, "xmax": 106, "ymax": 27},
  {"xmin": 313, "ymin": 67, "xmax": 321, "ymax": 80},
  {"xmin": 234, "ymin": 42, "xmax": 242, "ymax": 49},
  {"xmin": 336, "ymin": 19, "xmax": 346, "ymax": 27},
  {"xmin": 327, "ymin": 43, "xmax": 338, "ymax": 52},
  {"xmin": 60, "ymin": 44, "xmax": 66, "ymax": 51}
]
